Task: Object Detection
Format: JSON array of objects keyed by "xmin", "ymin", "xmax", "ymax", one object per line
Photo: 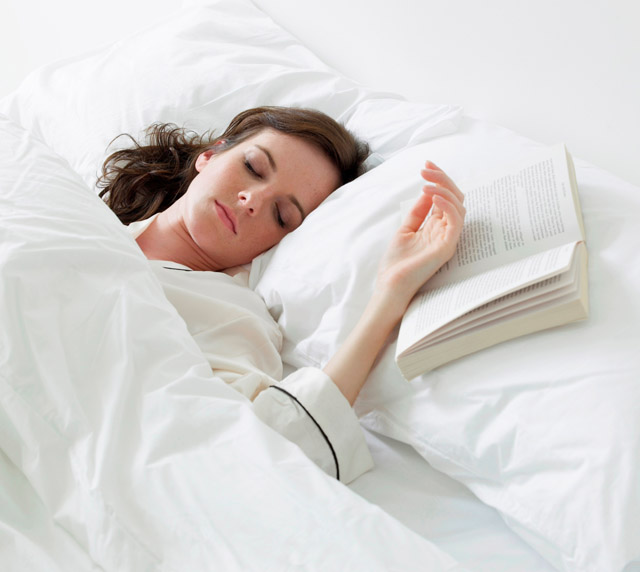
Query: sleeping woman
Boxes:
[{"xmin": 98, "ymin": 106, "xmax": 466, "ymax": 483}]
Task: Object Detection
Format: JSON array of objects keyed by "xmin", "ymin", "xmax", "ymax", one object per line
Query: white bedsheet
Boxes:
[
  {"xmin": 353, "ymin": 429, "xmax": 556, "ymax": 572},
  {"xmin": 255, "ymin": 116, "xmax": 640, "ymax": 571}
]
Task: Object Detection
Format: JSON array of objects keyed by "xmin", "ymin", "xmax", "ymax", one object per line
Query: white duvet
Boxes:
[{"xmin": 0, "ymin": 115, "xmax": 468, "ymax": 570}]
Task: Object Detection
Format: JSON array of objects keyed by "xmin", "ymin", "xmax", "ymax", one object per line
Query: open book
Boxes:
[{"xmin": 396, "ymin": 144, "xmax": 588, "ymax": 379}]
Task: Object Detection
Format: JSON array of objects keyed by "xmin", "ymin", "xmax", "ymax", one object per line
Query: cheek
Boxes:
[
  {"xmin": 190, "ymin": 171, "xmax": 219, "ymax": 201},
  {"xmin": 247, "ymin": 222, "xmax": 286, "ymax": 255},
  {"xmin": 251, "ymin": 230, "xmax": 281, "ymax": 253}
]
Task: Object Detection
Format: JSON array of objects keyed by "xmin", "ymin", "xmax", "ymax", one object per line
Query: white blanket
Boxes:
[{"xmin": 0, "ymin": 115, "xmax": 467, "ymax": 571}]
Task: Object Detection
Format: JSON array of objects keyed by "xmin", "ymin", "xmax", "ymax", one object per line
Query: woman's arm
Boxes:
[{"xmin": 323, "ymin": 161, "xmax": 466, "ymax": 405}]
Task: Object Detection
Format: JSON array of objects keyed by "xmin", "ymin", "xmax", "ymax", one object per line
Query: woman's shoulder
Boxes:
[{"xmin": 148, "ymin": 261, "xmax": 282, "ymax": 346}]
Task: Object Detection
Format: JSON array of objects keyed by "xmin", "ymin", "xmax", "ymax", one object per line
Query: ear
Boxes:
[
  {"xmin": 195, "ymin": 149, "xmax": 215, "ymax": 172},
  {"xmin": 195, "ymin": 140, "xmax": 228, "ymax": 172}
]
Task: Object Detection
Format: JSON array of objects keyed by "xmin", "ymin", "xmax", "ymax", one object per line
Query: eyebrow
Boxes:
[
  {"xmin": 256, "ymin": 144, "xmax": 305, "ymax": 221},
  {"xmin": 256, "ymin": 145, "xmax": 277, "ymax": 172}
]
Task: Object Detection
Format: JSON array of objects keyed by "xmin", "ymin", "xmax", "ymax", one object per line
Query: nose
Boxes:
[{"xmin": 238, "ymin": 188, "xmax": 268, "ymax": 215}]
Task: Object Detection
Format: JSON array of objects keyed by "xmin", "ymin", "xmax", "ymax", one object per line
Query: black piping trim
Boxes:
[
  {"xmin": 269, "ymin": 385, "xmax": 340, "ymax": 481},
  {"xmin": 162, "ymin": 266, "xmax": 193, "ymax": 272}
]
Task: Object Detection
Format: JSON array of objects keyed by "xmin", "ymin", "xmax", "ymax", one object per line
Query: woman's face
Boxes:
[{"xmin": 179, "ymin": 129, "xmax": 341, "ymax": 269}]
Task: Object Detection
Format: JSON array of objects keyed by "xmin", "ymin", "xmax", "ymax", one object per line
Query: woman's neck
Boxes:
[{"xmin": 135, "ymin": 206, "xmax": 223, "ymax": 271}]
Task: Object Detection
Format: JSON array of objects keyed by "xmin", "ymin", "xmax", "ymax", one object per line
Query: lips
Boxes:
[{"xmin": 214, "ymin": 200, "xmax": 237, "ymax": 234}]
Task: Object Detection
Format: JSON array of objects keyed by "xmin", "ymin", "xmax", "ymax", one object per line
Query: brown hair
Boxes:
[{"xmin": 97, "ymin": 106, "xmax": 369, "ymax": 224}]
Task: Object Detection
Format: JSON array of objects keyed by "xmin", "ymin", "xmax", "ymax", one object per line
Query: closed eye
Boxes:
[
  {"xmin": 274, "ymin": 204, "xmax": 286, "ymax": 228},
  {"xmin": 244, "ymin": 159, "xmax": 261, "ymax": 178}
]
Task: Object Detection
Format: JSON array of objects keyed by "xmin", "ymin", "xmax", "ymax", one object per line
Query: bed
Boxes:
[{"xmin": 1, "ymin": 1, "xmax": 639, "ymax": 570}]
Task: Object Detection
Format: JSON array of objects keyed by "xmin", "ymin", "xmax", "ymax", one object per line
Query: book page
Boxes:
[
  {"xmin": 422, "ymin": 257, "xmax": 579, "ymax": 346},
  {"xmin": 425, "ymin": 144, "xmax": 583, "ymax": 289},
  {"xmin": 396, "ymin": 241, "xmax": 578, "ymax": 355}
]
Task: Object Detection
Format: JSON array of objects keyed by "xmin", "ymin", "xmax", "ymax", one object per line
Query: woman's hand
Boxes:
[
  {"xmin": 324, "ymin": 161, "xmax": 465, "ymax": 405},
  {"xmin": 374, "ymin": 161, "xmax": 466, "ymax": 319}
]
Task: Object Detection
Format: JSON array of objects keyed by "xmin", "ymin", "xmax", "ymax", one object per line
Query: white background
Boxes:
[{"xmin": 2, "ymin": 0, "xmax": 639, "ymax": 186}]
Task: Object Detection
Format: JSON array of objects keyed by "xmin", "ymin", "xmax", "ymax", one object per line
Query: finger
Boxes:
[
  {"xmin": 431, "ymin": 194, "xmax": 466, "ymax": 234},
  {"xmin": 422, "ymin": 184, "xmax": 466, "ymax": 218},
  {"xmin": 424, "ymin": 160, "xmax": 443, "ymax": 172},
  {"xmin": 421, "ymin": 165, "xmax": 464, "ymax": 203},
  {"xmin": 422, "ymin": 169, "xmax": 464, "ymax": 204},
  {"xmin": 399, "ymin": 192, "xmax": 434, "ymax": 233}
]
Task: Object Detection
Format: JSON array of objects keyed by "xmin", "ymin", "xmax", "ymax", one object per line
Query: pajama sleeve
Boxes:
[
  {"xmin": 251, "ymin": 367, "xmax": 374, "ymax": 484},
  {"xmin": 140, "ymin": 259, "xmax": 374, "ymax": 484}
]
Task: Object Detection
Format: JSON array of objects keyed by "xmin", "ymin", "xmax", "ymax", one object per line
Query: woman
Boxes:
[{"xmin": 99, "ymin": 106, "xmax": 466, "ymax": 483}]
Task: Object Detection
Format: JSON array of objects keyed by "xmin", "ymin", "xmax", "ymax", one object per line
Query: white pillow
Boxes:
[
  {"xmin": 250, "ymin": 118, "xmax": 640, "ymax": 571},
  {"xmin": 0, "ymin": 0, "xmax": 460, "ymax": 192}
]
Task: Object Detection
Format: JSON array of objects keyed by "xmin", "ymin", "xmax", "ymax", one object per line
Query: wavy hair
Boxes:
[{"xmin": 97, "ymin": 107, "xmax": 369, "ymax": 225}]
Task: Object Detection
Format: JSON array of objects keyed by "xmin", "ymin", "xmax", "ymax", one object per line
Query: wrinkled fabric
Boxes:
[
  {"xmin": 0, "ymin": 114, "xmax": 468, "ymax": 571},
  {"xmin": 128, "ymin": 217, "xmax": 373, "ymax": 483}
]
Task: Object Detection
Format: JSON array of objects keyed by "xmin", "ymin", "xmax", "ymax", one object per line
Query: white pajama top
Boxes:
[{"xmin": 128, "ymin": 217, "xmax": 373, "ymax": 483}]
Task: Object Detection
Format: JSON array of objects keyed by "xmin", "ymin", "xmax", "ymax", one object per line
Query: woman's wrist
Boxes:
[
  {"xmin": 369, "ymin": 281, "xmax": 414, "ymax": 327},
  {"xmin": 322, "ymin": 289, "xmax": 403, "ymax": 405}
]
